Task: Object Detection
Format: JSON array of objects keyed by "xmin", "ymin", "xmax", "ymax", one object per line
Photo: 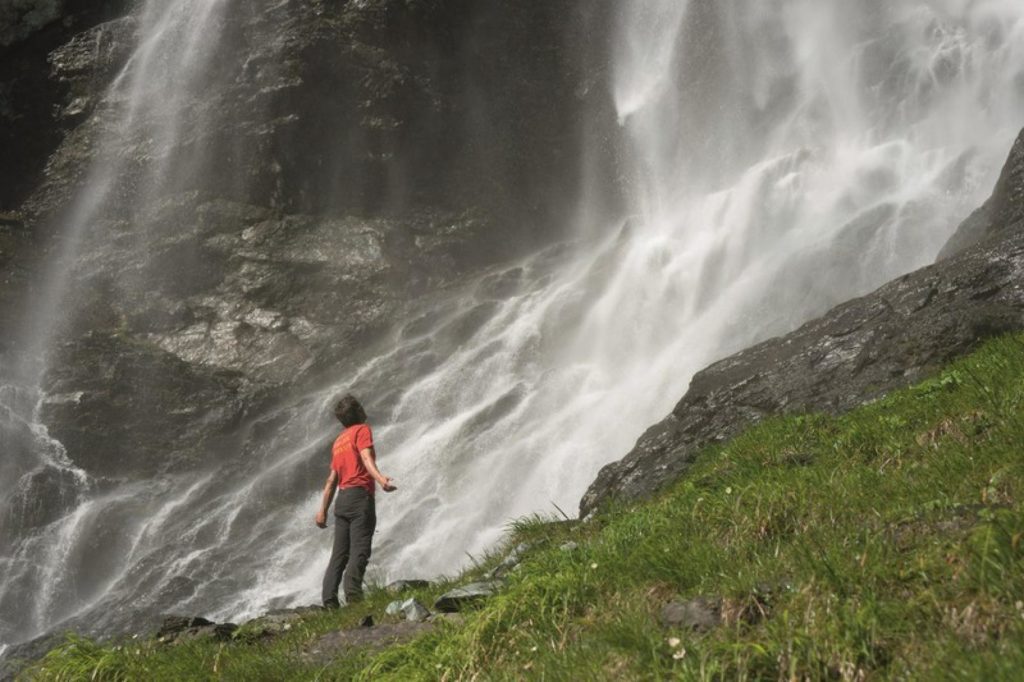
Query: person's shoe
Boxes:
[{"xmin": 322, "ymin": 598, "xmax": 340, "ymax": 610}]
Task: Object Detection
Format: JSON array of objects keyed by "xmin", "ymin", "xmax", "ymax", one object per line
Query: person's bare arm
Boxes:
[
  {"xmin": 359, "ymin": 446, "xmax": 396, "ymax": 492},
  {"xmin": 315, "ymin": 469, "xmax": 339, "ymax": 528}
]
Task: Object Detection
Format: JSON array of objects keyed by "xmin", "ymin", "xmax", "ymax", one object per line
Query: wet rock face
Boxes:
[
  {"xmin": 39, "ymin": 331, "xmax": 259, "ymax": 477},
  {"xmin": 54, "ymin": 196, "xmax": 506, "ymax": 387},
  {"xmin": 0, "ymin": 1, "xmax": 63, "ymax": 48},
  {"xmin": 0, "ymin": 2, "xmax": 132, "ymax": 341},
  {"xmin": 47, "ymin": 14, "xmax": 136, "ymax": 119},
  {"xmin": 1, "ymin": 0, "xmax": 617, "ymax": 482},
  {"xmin": 0, "ymin": 0, "xmax": 131, "ymax": 210},
  {"xmin": 939, "ymin": 129, "xmax": 1024, "ymax": 260},
  {"xmin": 580, "ymin": 131, "xmax": 1024, "ymax": 516},
  {"xmin": 16, "ymin": 0, "xmax": 615, "ymax": 224}
]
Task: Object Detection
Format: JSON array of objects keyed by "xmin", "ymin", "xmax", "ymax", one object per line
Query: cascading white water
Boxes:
[
  {"xmin": 0, "ymin": 0, "xmax": 232, "ymax": 651},
  {"xmin": 373, "ymin": 0, "xmax": 1024, "ymax": 577},
  {"xmin": 2, "ymin": 0, "xmax": 1024, "ymax": 655},
  {"xmin": 216, "ymin": 0, "xmax": 1024, "ymax": 613}
]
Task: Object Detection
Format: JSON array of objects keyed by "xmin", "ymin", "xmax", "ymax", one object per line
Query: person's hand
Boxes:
[
  {"xmin": 315, "ymin": 509, "xmax": 327, "ymax": 528},
  {"xmin": 381, "ymin": 477, "xmax": 397, "ymax": 493}
]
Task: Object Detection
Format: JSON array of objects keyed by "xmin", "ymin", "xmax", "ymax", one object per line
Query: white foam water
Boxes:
[
  {"xmin": 0, "ymin": 0, "xmax": 233, "ymax": 650},
  {"xmin": 374, "ymin": 0, "xmax": 1024, "ymax": 579}
]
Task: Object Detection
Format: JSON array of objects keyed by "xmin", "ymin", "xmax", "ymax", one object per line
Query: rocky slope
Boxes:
[
  {"xmin": 938, "ymin": 129, "xmax": 1024, "ymax": 260},
  {"xmin": 581, "ymin": 128, "xmax": 1024, "ymax": 516}
]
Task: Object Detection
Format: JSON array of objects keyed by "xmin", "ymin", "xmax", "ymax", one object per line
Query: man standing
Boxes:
[{"xmin": 315, "ymin": 394, "xmax": 396, "ymax": 607}]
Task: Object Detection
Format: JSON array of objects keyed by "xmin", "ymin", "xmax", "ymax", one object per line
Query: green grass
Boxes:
[{"xmin": 19, "ymin": 334, "xmax": 1024, "ymax": 680}]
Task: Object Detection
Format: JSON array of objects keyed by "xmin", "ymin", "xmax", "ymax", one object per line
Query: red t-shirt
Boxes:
[{"xmin": 331, "ymin": 424, "xmax": 376, "ymax": 495}]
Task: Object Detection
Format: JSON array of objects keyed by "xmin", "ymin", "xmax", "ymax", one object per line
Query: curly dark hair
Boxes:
[{"xmin": 333, "ymin": 395, "xmax": 367, "ymax": 427}]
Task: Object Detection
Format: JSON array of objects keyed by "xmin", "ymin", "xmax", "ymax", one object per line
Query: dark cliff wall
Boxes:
[
  {"xmin": 581, "ymin": 128, "xmax": 1024, "ymax": 516},
  {"xmin": 5, "ymin": 0, "xmax": 619, "ymax": 231},
  {"xmin": 0, "ymin": 0, "xmax": 131, "ymax": 335},
  {"xmin": 1, "ymin": 0, "xmax": 620, "ymax": 336},
  {"xmin": 0, "ymin": 0, "xmax": 621, "ymax": 489},
  {"xmin": 0, "ymin": 0, "xmax": 131, "ymax": 211}
]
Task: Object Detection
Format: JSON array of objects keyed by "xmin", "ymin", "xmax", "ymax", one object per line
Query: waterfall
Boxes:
[
  {"xmin": 0, "ymin": 0, "xmax": 233, "ymax": 650},
  {"xmin": 2, "ymin": 0, "xmax": 1024, "ymax": 653},
  {"xmin": 376, "ymin": 0, "xmax": 1024, "ymax": 578}
]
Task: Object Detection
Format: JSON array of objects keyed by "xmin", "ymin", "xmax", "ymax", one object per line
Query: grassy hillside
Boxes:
[{"xmin": 20, "ymin": 333, "xmax": 1024, "ymax": 680}]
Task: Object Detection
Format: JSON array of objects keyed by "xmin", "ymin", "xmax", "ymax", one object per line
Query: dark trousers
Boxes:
[{"xmin": 322, "ymin": 486, "xmax": 376, "ymax": 606}]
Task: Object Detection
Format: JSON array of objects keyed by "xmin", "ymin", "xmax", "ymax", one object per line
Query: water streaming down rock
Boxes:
[
  {"xmin": 0, "ymin": 0, "xmax": 235, "ymax": 652},
  {"xmin": 378, "ymin": 0, "xmax": 1024, "ymax": 574},
  {"xmin": 2, "ymin": 0, "xmax": 1024, "ymax": 656},
  {"xmin": 0, "ymin": 0, "xmax": 605, "ymax": 654}
]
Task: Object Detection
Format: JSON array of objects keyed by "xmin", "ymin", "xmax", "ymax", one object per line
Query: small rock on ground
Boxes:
[
  {"xmin": 156, "ymin": 615, "xmax": 237, "ymax": 644},
  {"xmin": 489, "ymin": 542, "xmax": 531, "ymax": 578},
  {"xmin": 156, "ymin": 615, "xmax": 213, "ymax": 639},
  {"xmin": 385, "ymin": 579, "xmax": 431, "ymax": 594},
  {"xmin": 402, "ymin": 599, "xmax": 431, "ymax": 623},
  {"xmin": 387, "ymin": 598, "xmax": 431, "ymax": 622},
  {"xmin": 660, "ymin": 596, "xmax": 722, "ymax": 632},
  {"xmin": 434, "ymin": 581, "xmax": 501, "ymax": 613},
  {"xmin": 178, "ymin": 623, "xmax": 237, "ymax": 643}
]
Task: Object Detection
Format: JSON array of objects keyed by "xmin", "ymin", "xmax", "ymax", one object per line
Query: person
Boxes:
[{"xmin": 315, "ymin": 394, "xmax": 396, "ymax": 608}]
